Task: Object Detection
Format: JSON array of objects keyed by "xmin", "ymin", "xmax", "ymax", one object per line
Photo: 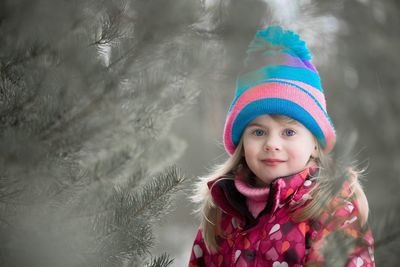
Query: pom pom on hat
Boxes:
[
  {"xmin": 246, "ymin": 26, "xmax": 312, "ymax": 60},
  {"xmin": 223, "ymin": 25, "xmax": 336, "ymax": 155}
]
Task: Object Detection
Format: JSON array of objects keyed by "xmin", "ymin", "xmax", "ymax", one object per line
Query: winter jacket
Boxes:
[{"xmin": 188, "ymin": 167, "xmax": 375, "ymax": 267}]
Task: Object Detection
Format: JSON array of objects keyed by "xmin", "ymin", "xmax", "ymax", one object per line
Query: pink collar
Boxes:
[
  {"xmin": 234, "ymin": 179, "xmax": 270, "ymax": 218},
  {"xmin": 208, "ymin": 165, "xmax": 318, "ymax": 219},
  {"xmin": 234, "ymin": 179, "xmax": 270, "ymax": 201}
]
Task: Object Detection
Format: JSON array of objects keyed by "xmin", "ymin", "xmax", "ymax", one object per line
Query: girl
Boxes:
[{"xmin": 188, "ymin": 26, "xmax": 375, "ymax": 267}]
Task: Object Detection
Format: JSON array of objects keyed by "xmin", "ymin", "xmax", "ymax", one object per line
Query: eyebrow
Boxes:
[
  {"xmin": 247, "ymin": 122, "xmax": 265, "ymax": 128},
  {"xmin": 247, "ymin": 121, "xmax": 299, "ymax": 128}
]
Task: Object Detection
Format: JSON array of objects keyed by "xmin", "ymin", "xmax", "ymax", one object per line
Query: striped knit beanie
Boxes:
[{"xmin": 223, "ymin": 25, "xmax": 336, "ymax": 155}]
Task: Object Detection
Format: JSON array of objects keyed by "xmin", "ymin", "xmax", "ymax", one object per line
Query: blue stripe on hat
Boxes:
[
  {"xmin": 235, "ymin": 65, "xmax": 323, "ymax": 98},
  {"xmin": 231, "ymin": 98, "xmax": 326, "ymax": 148}
]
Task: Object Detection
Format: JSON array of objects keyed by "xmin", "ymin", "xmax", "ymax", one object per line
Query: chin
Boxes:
[
  {"xmin": 260, "ymin": 170, "xmax": 290, "ymax": 180},
  {"xmin": 259, "ymin": 173, "xmax": 284, "ymax": 182}
]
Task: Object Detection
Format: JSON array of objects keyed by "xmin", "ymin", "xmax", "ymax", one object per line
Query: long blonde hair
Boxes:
[{"xmin": 191, "ymin": 115, "xmax": 369, "ymax": 253}]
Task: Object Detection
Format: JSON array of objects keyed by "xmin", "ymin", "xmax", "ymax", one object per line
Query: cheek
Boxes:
[
  {"xmin": 243, "ymin": 142, "xmax": 261, "ymax": 161},
  {"xmin": 288, "ymin": 144, "xmax": 313, "ymax": 161},
  {"xmin": 243, "ymin": 138, "xmax": 258, "ymax": 153},
  {"xmin": 244, "ymin": 146, "xmax": 256, "ymax": 160}
]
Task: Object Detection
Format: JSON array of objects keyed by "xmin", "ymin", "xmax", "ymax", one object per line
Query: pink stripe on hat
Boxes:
[{"xmin": 271, "ymin": 79, "xmax": 327, "ymax": 109}]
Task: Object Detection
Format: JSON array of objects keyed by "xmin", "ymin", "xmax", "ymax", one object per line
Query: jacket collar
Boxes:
[{"xmin": 208, "ymin": 165, "xmax": 318, "ymax": 221}]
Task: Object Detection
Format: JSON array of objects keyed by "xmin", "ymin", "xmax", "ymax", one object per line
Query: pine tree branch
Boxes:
[
  {"xmin": 0, "ymin": 46, "xmax": 48, "ymax": 122},
  {"xmin": 129, "ymin": 166, "xmax": 185, "ymax": 219},
  {"xmin": 38, "ymin": 74, "xmax": 113, "ymax": 141},
  {"xmin": 73, "ymin": 166, "xmax": 187, "ymax": 265},
  {"xmin": 64, "ymin": 166, "xmax": 185, "ymax": 222},
  {"xmin": 146, "ymin": 253, "xmax": 174, "ymax": 267},
  {"xmin": 89, "ymin": 6, "xmax": 127, "ymax": 47}
]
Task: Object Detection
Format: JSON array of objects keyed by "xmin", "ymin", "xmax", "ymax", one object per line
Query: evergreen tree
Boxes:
[{"xmin": 0, "ymin": 0, "xmax": 208, "ymax": 266}]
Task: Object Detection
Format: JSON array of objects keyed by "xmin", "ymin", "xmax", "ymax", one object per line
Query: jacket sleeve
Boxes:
[
  {"xmin": 305, "ymin": 193, "xmax": 375, "ymax": 266},
  {"xmin": 188, "ymin": 228, "xmax": 208, "ymax": 267}
]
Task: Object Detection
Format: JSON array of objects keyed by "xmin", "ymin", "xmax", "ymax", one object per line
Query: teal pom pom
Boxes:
[{"xmin": 246, "ymin": 25, "xmax": 312, "ymax": 60}]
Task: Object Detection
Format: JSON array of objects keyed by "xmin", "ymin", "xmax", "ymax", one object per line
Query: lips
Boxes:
[
  {"xmin": 263, "ymin": 158, "xmax": 285, "ymax": 163},
  {"xmin": 262, "ymin": 158, "xmax": 286, "ymax": 166}
]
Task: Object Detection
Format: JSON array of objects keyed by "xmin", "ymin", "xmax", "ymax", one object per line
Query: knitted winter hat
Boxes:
[{"xmin": 223, "ymin": 25, "xmax": 336, "ymax": 155}]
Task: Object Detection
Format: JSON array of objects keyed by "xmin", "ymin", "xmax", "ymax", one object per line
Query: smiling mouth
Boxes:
[{"xmin": 262, "ymin": 159, "xmax": 286, "ymax": 166}]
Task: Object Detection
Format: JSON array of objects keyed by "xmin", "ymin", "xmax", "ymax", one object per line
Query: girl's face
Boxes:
[{"xmin": 242, "ymin": 114, "xmax": 318, "ymax": 186}]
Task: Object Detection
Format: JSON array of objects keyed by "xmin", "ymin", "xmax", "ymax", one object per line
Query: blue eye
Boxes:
[
  {"xmin": 284, "ymin": 129, "xmax": 296, "ymax": 136},
  {"xmin": 252, "ymin": 129, "xmax": 265, "ymax": 136}
]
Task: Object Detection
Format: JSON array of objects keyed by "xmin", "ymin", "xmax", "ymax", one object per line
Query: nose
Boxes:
[{"xmin": 264, "ymin": 134, "xmax": 282, "ymax": 151}]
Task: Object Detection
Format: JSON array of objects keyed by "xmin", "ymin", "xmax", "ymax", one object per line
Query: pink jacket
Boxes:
[{"xmin": 188, "ymin": 167, "xmax": 375, "ymax": 267}]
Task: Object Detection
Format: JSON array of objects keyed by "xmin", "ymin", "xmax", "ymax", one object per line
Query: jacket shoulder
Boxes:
[{"xmin": 305, "ymin": 180, "xmax": 375, "ymax": 266}]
